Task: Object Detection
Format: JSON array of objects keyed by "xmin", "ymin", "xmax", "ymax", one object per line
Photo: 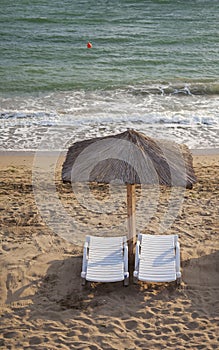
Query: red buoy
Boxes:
[{"xmin": 87, "ymin": 41, "xmax": 92, "ymax": 49}]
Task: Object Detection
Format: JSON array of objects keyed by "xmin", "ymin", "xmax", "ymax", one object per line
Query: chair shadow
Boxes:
[
  {"xmin": 27, "ymin": 253, "xmax": 180, "ymax": 320},
  {"xmin": 4, "ymin": 250, "xmax": 218, "ymax": 321}
]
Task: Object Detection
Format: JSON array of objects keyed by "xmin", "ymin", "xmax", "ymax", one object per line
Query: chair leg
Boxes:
[
  {"xmin": 124, "ymin": 276, "xmax": 129, "ymax": 287},
  {"xmin": 133, "ymin": 276, "xmax": 138, "ymax": 285},
  {"xmin": 81, "ymin": 278, "xmax": 86, "ymax": 286},
  {"xmin": 176, "ymin": 277, "xmax": 181, "ymax": 287}
]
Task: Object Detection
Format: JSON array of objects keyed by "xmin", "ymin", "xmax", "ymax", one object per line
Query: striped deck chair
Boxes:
[
  {"xmin": 133, "ymin": 234, "xmax": 181, "ymax": 285},
  {"xmin": 81, "ymin": 236, "xmax": 129, "ymax": 286}
]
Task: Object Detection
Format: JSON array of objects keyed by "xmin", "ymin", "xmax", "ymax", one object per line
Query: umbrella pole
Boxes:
[{"xmin": 127, "ymin": 184, "xmax": 136, "ymax": 269}]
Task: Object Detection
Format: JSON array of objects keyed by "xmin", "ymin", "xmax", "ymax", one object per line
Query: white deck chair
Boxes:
[
  {"xmin": 81, "ymin": 236, "xmax": 129, "ymax": 286},
  {"xmin": 134, "ymin": 234, "xmax": 181, "ymax": 284}
]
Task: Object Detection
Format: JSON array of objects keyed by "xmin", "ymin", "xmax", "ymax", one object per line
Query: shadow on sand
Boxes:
[{"xmin": 4, "ymin": 250, "xmax": 218, "ymax": 321}]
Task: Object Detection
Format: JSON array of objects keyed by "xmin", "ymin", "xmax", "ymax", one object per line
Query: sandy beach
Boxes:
[{"xmin": 0, "ymin": 150, "xmax": 218, "ymax": 349}]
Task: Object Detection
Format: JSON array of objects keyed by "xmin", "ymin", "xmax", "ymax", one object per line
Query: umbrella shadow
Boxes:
[
  {"xmin": 182, "ymin": 250, "xmax": 219, "ymax": 289},
  {"xmin": 87, "ymin": 249, "xmax": 125, "ymax": 268},
  {"xmin": 181, "ymin": 250, "xmax": 219, "ymax": 317},
  {"xmin": 153, "ymin": 248, "xmax": 175, "ymax": 266}
]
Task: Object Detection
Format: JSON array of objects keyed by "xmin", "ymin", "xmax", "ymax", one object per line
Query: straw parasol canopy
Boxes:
[{"xmin": 62, "ymin": 129, "xmax": 196, "ymax": 258}]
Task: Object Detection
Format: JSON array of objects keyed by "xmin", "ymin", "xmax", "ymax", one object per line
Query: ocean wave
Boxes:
[
  {"xmin": 127, "ymin": 82, "xmax": 219, "ymax": 96},
  {"xmin": 0, "ymin": 83, "xmax": 218, "ymax": 128},
  {"xmin": 1, "ymin": 122, "xmax": 218, "ymax": 151},
  {"xmin": 0, "ymin": 111, "xmax": 218, "ymax": 127}
]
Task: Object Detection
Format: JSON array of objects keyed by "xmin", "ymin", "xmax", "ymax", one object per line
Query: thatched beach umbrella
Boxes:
[{"xmin": 62, "ymin": 129, "xmax": 196, "ymax": 260}]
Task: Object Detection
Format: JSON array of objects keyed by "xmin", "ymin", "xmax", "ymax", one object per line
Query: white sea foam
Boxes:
[{"xmin": 0, "ymin": 90, "xmax": 218, "ymax": 150}]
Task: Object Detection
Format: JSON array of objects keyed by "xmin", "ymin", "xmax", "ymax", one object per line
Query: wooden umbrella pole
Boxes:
[{"xmin": 127, "ymin": 183, "xmax": 136, "ymax": 267}]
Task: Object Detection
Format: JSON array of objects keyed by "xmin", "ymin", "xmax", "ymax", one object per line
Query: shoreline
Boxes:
[
  {"xmin": 0, "ymin": 148, "xmax": 218, "ymax": 168},
  {"xmin": 1, "ymin": 147, "xmax": 218, "ymax": 156}
]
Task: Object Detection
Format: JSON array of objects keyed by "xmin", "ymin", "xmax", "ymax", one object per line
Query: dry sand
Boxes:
[{"xmin": 0, "ymin": 150, "xmax": 218, "ymax": 349}]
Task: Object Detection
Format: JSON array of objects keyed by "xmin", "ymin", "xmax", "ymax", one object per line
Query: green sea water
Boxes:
[{"xmin": 0, "ymin": 0, "xmax": 218, "ymax": 94}]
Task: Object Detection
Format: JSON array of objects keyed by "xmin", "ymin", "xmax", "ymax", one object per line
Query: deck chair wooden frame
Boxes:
[
  {"xmin": 133, "ymin": 234, "xmax": 181, "ymax": 285},
  {"xmin": 81, "ymin": 235, "xmax": 129, "ymax": 286}
]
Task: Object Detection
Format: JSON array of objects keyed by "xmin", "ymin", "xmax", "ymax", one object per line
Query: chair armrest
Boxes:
[
  {"xmin": 123, "ymin": 241, "xmax": 129, "ymax": 278},
  {"xmin": 81, "ymin": 241, "xmax": 89, "ymax": 278},
  {"xmin": 175, "ymin": 241, "xmax": 181, "ymax": 278}
]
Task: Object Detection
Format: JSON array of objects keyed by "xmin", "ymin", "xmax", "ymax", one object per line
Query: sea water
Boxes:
[{"xmin": 0, "ymin": 0, "xmax": 218, "ymax": 150}]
